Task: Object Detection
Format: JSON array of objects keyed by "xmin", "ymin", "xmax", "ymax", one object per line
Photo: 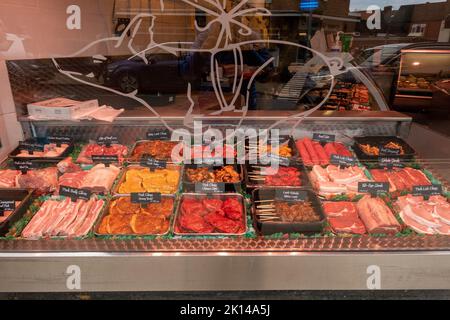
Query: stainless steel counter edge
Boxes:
[
  {"xmin": 17, "ymin": 111, "xmax": 413, "ymax": 123},
  {"xmin": 0, "ymin": 251, "xmax": 449, "ymax": 291}
]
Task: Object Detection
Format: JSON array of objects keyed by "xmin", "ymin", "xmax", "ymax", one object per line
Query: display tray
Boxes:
[
  {"xmin": 112, "ymin": 164, "xmax": 183, "ymax": 196},
  {"xmin": 127, "ymin": 140, "xmax": 183, "ymax": 163},
  {"xmin": 9, "ymin": 140, "xmax": 74, "ymax": 163},
  {"xmin": 11, "ymin": 196, "xmax": 107, "ymax": 240},
  {"xmin": 173, "ymin": 193, "xmax": 247, "ymax": 237},
  {"xmin": 353, "ymin": 136, "xmax": 416, "ymax": 162},
  {"xmin": 251, "ymin": 188, "xmax": 326, "ymax": 236},
  {"xmin": 94, "ymin": 195, "xmax": 176, "ymax": 237},
  {"xmin": 183, "ymin": 164, "xmax": 243, "ymax": 193},
  {"xmin": 76, "ymin": 143, "xmax": 129, "ymax": 165},
  {"xmin": 0, "ymin": 189, "xmax": 33, "ymax": 236}
]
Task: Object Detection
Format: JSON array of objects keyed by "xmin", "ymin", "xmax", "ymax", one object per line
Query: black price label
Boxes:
[
  {"xmin": 60, "ymin": 186, "xmax": 92, "ymax": 201},
  {"xmin": 18, "ymin": 142, "xmax": 44, "ymax": 153},
  {"xmin": 140, "ymin": 156, "xmax": 167, "ymax": 169},
  {"xmin": 131, "ymin": 192, "xmax": 161, "ymax": 204},
  {"xmin": 97, "ymin": 136, "xmax": 119, "ymax": 147},
  {"xmin": 91, "ymin": 155, "xmax": 119, "ymax": 165},
  {"xmin": 275, "ymin": 190, "xmax": 308, "ymax": 202},
  {"xmin": 413, "ymin": 185, "xmax": 443, "ymax": 197},
  {"xmin": 146, "ymin": 129, "xmax": 171, "ymax": 141},
  {"xmin": 48, "ymin": 136, "xmax": 72, "ymax": 146},
  {"xmin": 0, "ymin": 200, "xmax": 16, "ymax": 216},
  {"xmin": 358, "ymin": 182, "xmax": 389, "ymax": 195},
  {"xmin": 378, "ymin": 157, "xmax": 404, "ymax": 169},
  {"xmin": 330, "ymin": 154, "xmax": 357, "ymax": 167},
  {"xmin": 379, "ymin": 145, "xmax": 401, "ymax": 156},
  {"xmin": 14, "ymin": 160, "xmax": 34, "ymax": 173},
  {"xmin": 313, "ymin": 133, "xmax": 335, "ymax": 143},
  {"xmin": 195, "ymin": 182, "xmax": 225, "ymax": 193}
]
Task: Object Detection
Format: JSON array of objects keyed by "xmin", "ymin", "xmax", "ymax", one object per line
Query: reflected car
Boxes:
[{"xmin": 103, "ymin": 54, "xmax": 194, "ymax": 94}]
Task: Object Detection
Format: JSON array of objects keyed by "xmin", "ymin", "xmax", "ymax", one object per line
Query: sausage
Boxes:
[
  {"xmin": 296, "ymin": 140, "xmax": 312, "ymax": 166},
  {"xmin": 302, "ymin": 138, "xmax": 320, "ymax": 165},
  {"xmin": 313, "ymin": 142, "xmax": 329, "ymax": 165}
]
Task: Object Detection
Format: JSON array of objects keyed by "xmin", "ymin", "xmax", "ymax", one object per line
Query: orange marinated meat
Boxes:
[
  {"xmin": 98, "ymin": 197, "xmax": 174, "ymax": 235},
  {"xmin": 130, "ymin": 141, "xmax": 179, "ymax": 161}
]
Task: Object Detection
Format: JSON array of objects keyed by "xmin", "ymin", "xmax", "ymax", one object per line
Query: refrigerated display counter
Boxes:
[{"xmin": 1, "ymin": 110, "xmax": 449, "ymax": 292}]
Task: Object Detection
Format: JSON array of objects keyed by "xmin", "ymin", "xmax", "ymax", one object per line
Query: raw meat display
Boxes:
[
  {"xmin": 273, "ymin": 201, "xmax": 321, "ymax": 223},
  {"xmin": 370, "ymin": 168, "xmax": 431, "ymax": 193},
  {"xmin": 264, "ymin": 167, "xmax": 302, "ymax": 186},
  {"xmin": 16, "ymin": 143, "xmax": 69, "ymax": 158},
  {"xmin": 395, "ymin": 195, "xmax": 450, "ymax": 235},
  {"xmin": 58, "ymin": 171, "xmax": 89, "ymax": 189},
  {"xmin": 129, "ymin": 140, "xmax": 182, "ymax": 161},
  {"xmin": 117, "ymin": 167, "xmax": 180, "ymax": 194},
  {"xmin": 248, "ymin": 166, "xmax": 302, "ymax": 187},
  {"xmin": 257, "ymin": 144, "xmax": 293, "ymax": 158},
  {"xmin": 296, "ymin": 138, "xmax": 353, "ymax": 166},
  {"xmin": 16, "ymin": 167, "xmax": 59, "ymax": 194},
  {"xmin": 356, "ymin": 195, "xmax": 401, "ymax": 234},
  {"xmin": 57, "ymin": 157, "xmax": 81, "ymax": 174},
  {"xmin": 0, "ymin": 170, "xmax": 21, "ymax": 188},
  {"xmin": 359, "ymin": 141, "xmax": 405, "ymax": 156},
  {"xmin": 58, "ymin": 164, "xmax": 120, "ymax": 194},
  {"xmin": 176, "ymin": 196, "xmax": 246, "ymax": 235},
  {"xmin": 309, "ymin": 165, "xmax": 370, "ymax": 197},
  {"xmin": 322, "ymin": 202, "xmax": 366, "ymax": 234},
  {"xmin": 97, "ymin": 197, "xmax": 173, "ymax": 235},
  {"xmin": 186, "ymin": 145, "xmax": 237, "ymax": 161},
  {"xmin": 76, "ymin": 143, "xmax": 128, "ymax": 164},
  {"xmin": 185, "ymin": 166, "xmax": 240, "ymax": 183},
  {"xmin": 21, "ymin": 197, "xmax": 104, "ymax": 239}
]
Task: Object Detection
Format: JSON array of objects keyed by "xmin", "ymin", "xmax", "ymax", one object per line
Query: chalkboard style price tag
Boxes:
[
  {"xmin": 195, "ymin": 182, "xmax": 225, "ymax": 193},
  {"xmin": 14, "ymin": 160, "xmax": 35, "ymax": 173},
  {"xmin": 378, "ymin": 157, "xmax": 404, "ymax": 169},
  {"xmin": 330, "ymin": 154, "xmax": 357, "ymax": 167},
  {"xmin": 313, "ymin": 133, "xmax": 335, "ymax": 143},
  {"xmin": 48, "ymin": 136, "xmax": 72, "ymax": 147},
  {"xmin": 412, "ymin": 185, "xmax": 443, "ymax": 197},
  {"xmin": 131, "ymin": 192, "xmax": 161, "ymax": 204},
  {"xmin": 97, "ymin": 136, "xmax": 119, "ymax": 147},
  {"xmin": 379, "ymin": 145, "xmax": 401, "ymax": 156},
  {"xmin": 358, "ymin": 182, "xmax": 390, "ymax": 196},
  {"xmin": 140, "ymin": 156, "xmax": 167, "ymax": 170},
  {"xmin": 147, "ymin": 129, "xmax": 171, "ymax": 141},
  {"xmin": 91, "ymin": 155, "xmax": 119, "ymax": 166},
  {"xmin": 0, "ymin": 200, "xmax": 16, "ymax": 216},
  {"xmin": 18, "ymin": 142, "xmax": 44, "ymax": 154},
  {"xmin": 275, "ymin": 190, "xmax": 308, "ymax": 202},
  {"xmin": 60, "ymin": 186, "xmax": 92, "ymax": 202}
]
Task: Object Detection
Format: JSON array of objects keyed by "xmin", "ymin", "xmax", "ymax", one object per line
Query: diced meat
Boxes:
[
  {"xmin": 202, "ymin": 199, "xmax": 223, "ymax": 212},
  {"xmin": 179, "ymin": 213, "xmax": 215, "ymax": 233},
  {"xmin": 204, "ymin": 212, "xmax": 241, "ymax": 234}
]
